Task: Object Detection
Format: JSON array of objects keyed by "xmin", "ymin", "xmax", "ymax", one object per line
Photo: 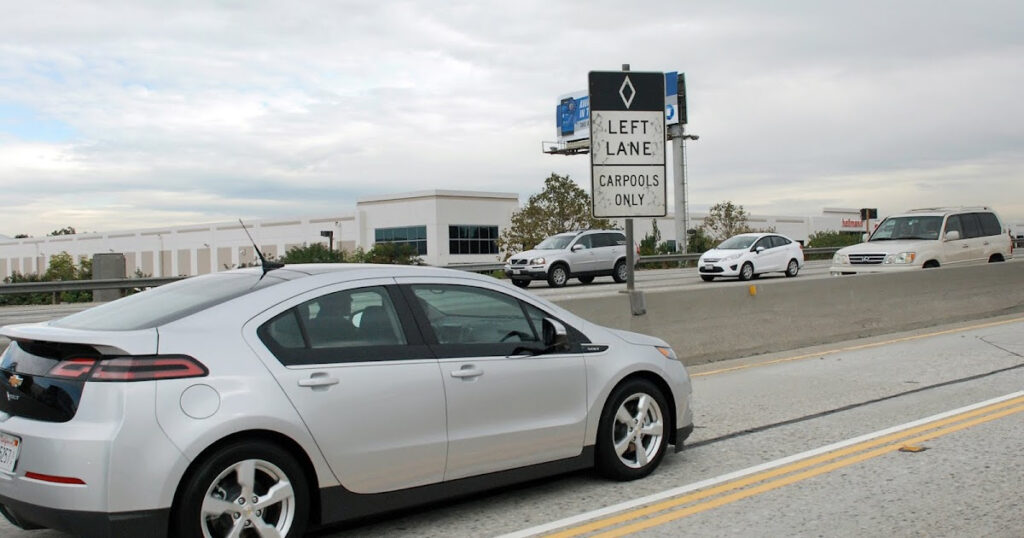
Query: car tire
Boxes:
[
  {"xmin": 172, "ymin": 440, "xmax": 309, "ymax": 538},
  {"xmin": 700, "ymin": 275, "xmax": 715, "ymax": 282},
  {"xmin": 595, "ymin": 379, "xmax": 670, "ymax": 481},
  {"xmin": 578, "ymin": 275, "xmax": 595, "ymax": 284},
  {"xmin": 923, "ymin": 260, "xmax": 940, "ymax": 269},
  {"xmin": 511, "ymin": 279, "xmax": 530, "ymax": 288},
  {"xmin": 547, "ymin": 264, "xmax": 569, "ymax": 288},
  {"xmin": 785, "ymin": 259, "xmax": 800, "ymax": 277},
  {"xmin": 738, "ymin": 262, "xmax": 754, "ymax": 281},
  {"xmin": 612, "ymin": 260, "xmax": 628, "ymax": 283}
]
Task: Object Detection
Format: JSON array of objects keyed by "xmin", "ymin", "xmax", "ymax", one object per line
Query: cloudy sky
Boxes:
[{"xmin": 2, "ymin": 0, "xmax": 1023, "ymax": 237}]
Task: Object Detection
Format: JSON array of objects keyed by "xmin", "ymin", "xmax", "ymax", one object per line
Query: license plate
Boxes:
[
  {"xmin": 513, "ymin": 269, "xmax": 522, "ymax": 275},
  {"xmin": 0, "ymin": 432, "xmax": 21, "ymax": 473},
  {"xmin": 704, "ymin": 264, "xmax": 714, "ymax": 271}
]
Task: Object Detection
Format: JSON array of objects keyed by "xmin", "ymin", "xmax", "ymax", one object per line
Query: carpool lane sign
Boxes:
[{"xmin": 589, "ymin": 70, "xmax": 666, "ymax": 218}]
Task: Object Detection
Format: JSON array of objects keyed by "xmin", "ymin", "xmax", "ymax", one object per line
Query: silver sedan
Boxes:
[{"xmin": 0, "ymin": 264, "xmax": 693, "ymax": 538}]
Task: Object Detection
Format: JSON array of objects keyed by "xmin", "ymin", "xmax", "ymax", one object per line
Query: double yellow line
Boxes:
[{"xmin": 546, "ymin": 394, "xmax": 1024, "ymax": 537}]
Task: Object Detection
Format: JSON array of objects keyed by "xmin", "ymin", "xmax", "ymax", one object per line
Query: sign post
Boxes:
[{"xmin": 590, "ymin": 67, "xmax": 666, "ymax": 315}]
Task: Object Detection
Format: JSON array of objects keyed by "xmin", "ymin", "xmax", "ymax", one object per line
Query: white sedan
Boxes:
[{"xmin": 698, "ymin": 233, "xmax": 805, "ymax": 281}]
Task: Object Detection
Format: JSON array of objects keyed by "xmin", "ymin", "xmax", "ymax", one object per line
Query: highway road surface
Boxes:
[{"xmin": 2, "ymin": 313, "xmax": 1021, "ymax": 537}]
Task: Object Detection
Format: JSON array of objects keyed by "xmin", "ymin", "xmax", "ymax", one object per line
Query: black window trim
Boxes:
[
  {"xmin": 257, "ymin": 284, "xmax": 435, "ymax": 366},
  {"xmin": 397, "ymin": 283, "xmax": 589, "ymax": 359}
]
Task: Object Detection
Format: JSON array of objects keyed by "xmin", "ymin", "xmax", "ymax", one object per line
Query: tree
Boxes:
[
  {"xmin": 49, "ymin": 226, "xmax": 76, "ymax": 236},
  {"xmin": 356, "ymin": 243, "xmax": 422, "ymax": 265},
  {"xmin": 13, "ymin": 234, "xmax": 29, "ymax": 239},
  {"xmin": 807, "ymin": 230, "xmax": 862, "ymax": 248},
  {"xmin": 700, "ymin": 201, "xmax": 753, "ymax": 241},
  {"xmin": 686, "ymin": 228, "xmax": 716, "ymax": 254},
  {"xmin": 279, "ymin": 243, "xmax": 344, "ymax": 264},
  {"xmin": 498, "ymin": 173, "xmax": 614, "ymax": 257}
]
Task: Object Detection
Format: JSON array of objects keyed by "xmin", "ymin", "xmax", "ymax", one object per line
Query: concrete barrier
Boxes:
[{"xmin": 553, "ymin": 262, "xmax": 1024, "ymax": 366}]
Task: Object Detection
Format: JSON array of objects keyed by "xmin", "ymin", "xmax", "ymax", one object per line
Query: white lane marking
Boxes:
[{"xmin": 499, "ymin": 390, "xmax": 1024, "ymax": 538}]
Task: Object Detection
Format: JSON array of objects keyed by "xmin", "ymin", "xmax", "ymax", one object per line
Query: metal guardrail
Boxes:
[
  {"xmin": 0, "ymin": 277, "xmax": 185, "ymax": 294},
  {"xmin": 0, "ymin": 247, "xmax": 842, "ymax": 300}
]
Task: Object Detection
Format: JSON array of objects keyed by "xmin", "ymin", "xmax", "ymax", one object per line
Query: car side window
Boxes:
[
  {"xmin": 770, "ymin": 236, "xmax": 790, "ymax": 248},
  {"xmin": 976, "ymin": 212, "xmax": 1002, "ymax": 237},
  {"xmin": 574, "ymin": 235, "xmax": 593, "ymax": 249},
  {"xmin": 960, "ymin": 213, "xmax": 982, "ymax": 239},
  {"xmin": 410, "ymin": 285, "xmax": 538, "ymax": 345},
  {"xmin": 945, "ymin": 215, "xmax": 963, "ymax": 238},
  {"xmin": 590, "ymin": 234, "xmax": 609, "ymax": 248},
  {"xmin": 754, "ymin": 237, "xmax": 771, "ymax": 251},
  {"xmin": 258, "ymin": 286, "xmax": 424, "ymax": 366}
]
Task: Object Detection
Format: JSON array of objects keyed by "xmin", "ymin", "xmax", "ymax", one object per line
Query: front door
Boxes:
[{"xmin": 397, "ymin": 279, "xmax": 587, "ymax": 481}]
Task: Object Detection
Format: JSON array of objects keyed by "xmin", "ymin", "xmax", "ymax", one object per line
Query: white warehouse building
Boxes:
[{"xmin": 0, "ymin": 189, "xmax": 869, "ymax": 280}]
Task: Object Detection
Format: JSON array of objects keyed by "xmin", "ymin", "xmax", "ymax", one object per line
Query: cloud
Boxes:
[{"xmin": 0, "ymin": 0, "xmax": 1022, "ymax": 236}]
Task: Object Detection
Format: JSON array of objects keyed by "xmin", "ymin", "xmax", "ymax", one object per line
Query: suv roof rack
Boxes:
[{"xmin": 907, "ymin": 206, "xmax": 991, "ymax": 213}]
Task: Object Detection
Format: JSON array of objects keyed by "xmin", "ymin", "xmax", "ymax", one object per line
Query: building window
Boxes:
[
  {"xmin": 448, "ymin": 225, "xmax": 499, "ymax": 255},
  {"xmin": 374, "ymin": 226, "xmax": 427, "ymax": 255}
]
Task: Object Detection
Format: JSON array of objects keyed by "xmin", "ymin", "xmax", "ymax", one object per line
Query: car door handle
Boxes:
[
  {"xmin": 450, "ymin": 367, "xmax": 484, "ymax": 379},
  {"xmin": 298, "ymin": 375, "xmax": 340, "ymax": 387},
  {"xmin": 962, "ymin": 244, "xmax": 969, "ymax": 249}
]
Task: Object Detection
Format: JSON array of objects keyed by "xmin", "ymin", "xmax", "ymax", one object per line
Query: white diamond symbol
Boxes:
[{"xmin": 619, "ymin": 77, "xmax": 636, "ymax": 109}]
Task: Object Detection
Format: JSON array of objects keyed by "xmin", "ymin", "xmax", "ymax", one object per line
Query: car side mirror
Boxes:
[
  {"xmin": 944, "ymin": 230, "xmax": 960, "ymax": 241},
  {"xmin": 755, "ymin": 246, "xmax": 765, "ymax": 254},
  {"xmin": 571, "ymin": 244, "xmax": 584, "ymax": 252},
  {"xmin": 862, "ymin": 233, "xmax": 869, "ymax": 242},
  {"xmin": 543, "ymin": 318, "xmax": 570, "ymax": 352}
]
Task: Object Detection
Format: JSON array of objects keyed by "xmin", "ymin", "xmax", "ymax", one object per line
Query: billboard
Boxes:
[{"xmin": 555, "ymin": 91, "xmax": 590, "ymax": 143}]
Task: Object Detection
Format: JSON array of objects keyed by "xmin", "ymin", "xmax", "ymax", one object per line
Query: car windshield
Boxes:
[
  {"xmin": 870, "ymin": 216, "xmax": 943, "ymax": 241},
  {"xmin": 535, "ymin": 235, "xmax": 575, "ymax": 250},
  {"xmin": 51, "ymin": 271, "xmax": 292, "ymax": 331},
  {"xmin": 717, "ymin": 236, "xmax": 757, "ymax": 249}
]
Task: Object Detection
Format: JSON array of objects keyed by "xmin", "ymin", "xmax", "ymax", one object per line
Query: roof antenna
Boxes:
[{"xmin": 239, "ymin": 219, "xmax": 284, "ymax": 275}]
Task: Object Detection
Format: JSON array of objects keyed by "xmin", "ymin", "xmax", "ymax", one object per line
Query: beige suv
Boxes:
[{"xmin": 830, "ymin": 207, "xmax": 1013, "ymax": 275}]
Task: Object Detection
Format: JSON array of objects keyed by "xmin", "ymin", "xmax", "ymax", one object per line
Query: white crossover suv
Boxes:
[
  {"xmin": 830, "ymin": 207, "xmax": 1012, "ymax": 275},
  {"xmin": 504, "ymin": 230, "xmax": 629, "ymax": 288}
]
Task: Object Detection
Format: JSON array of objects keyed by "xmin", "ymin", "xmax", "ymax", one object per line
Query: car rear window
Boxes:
[{"xmin": 51, "ymin": 272, "xmax": 291, "ymax": 331}]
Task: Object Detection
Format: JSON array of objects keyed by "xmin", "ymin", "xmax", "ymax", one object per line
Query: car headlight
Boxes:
[
  {"xmin": 884, "ymin": 252, "xmax": 916, "ymax": 264},
  {"xmin": 721, "ymin": 252, "xmax": 741, "ymax": 261},
  {"xmin": 530, "ymin": 257, "xmax": 545, "ymax": 265},
  {"xmin": 656, "ymin": 346, "xmax": 680, "ymax": 361}
]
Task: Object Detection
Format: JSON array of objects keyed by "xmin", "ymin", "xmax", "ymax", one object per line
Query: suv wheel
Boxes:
[
  {"xmin": 547, "ymin": 264, "xmax": 569, "ymax": 287},
  {"xmin": 578, "ymin": 275, "xmax": 595, "ymax": 284},
  {"xmin": 612, "ymin": 260, "xmax": 628, "ymax": 283}
]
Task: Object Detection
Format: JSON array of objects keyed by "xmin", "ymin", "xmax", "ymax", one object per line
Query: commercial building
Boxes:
[{"xmin": 0, "ymin": 190, "xmax": 868, "ymax": 280}]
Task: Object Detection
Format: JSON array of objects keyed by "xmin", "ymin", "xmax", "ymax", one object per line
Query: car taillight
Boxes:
[{"xmin": 47, "ymin": 355, "xmax": 207, "ymax": 382}]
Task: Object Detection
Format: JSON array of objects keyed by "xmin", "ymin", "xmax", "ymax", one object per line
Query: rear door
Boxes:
[
  {"xmin": 245, "ymin": 280, "xmax": 448, "ymax": 494},
  {"xmin": 397, "ymin": 278, "xmax": 587, "ymax": 481},
  {"xmin": 942, "ymin": 215, "xmax": 972, "ymax": 266}
]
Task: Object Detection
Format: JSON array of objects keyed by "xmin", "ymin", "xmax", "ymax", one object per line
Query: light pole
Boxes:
[{"xmin": 320, "ymin": 230, "xmax": 334, "ymax": 253}]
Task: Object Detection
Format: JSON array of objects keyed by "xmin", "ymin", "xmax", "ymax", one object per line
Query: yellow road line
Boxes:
[
  {"xmin": 546, "ymin": 395, "xmax": 1024, "ymax": 538},
  {"xmin": 692, "ymin": 316, "xmax": 1024, "ymax": 378},
  {"xmin": 593, "ymin": 403, "xmax": 1024, "ymax": 537}
]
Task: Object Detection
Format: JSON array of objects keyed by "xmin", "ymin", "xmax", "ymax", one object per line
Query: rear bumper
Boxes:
[{"xmin": 0, "ymin": 493, "xmax": 168, "ymax": 538}]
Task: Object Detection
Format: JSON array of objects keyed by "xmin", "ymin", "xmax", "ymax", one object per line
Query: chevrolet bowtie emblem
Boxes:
[{"xmin": 8, "ymin": 374, "xmax": 23, "ymax": 389}]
